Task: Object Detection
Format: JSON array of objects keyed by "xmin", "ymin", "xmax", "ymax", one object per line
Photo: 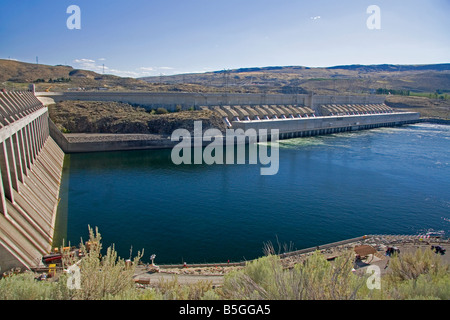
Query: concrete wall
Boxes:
[
  {"xmin": 0, "ymin": 91, "xmax": 64, "ymax": 272},
  {"xmin": 58, "ymin": 135, "xmax": 177, "ymax": 153},
  {"xmin": 36, "ymin": 91, "xmax": 386, "ymax": 111}
]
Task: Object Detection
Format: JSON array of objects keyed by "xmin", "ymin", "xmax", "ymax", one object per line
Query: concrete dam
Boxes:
[
  {"xmin": 0, "ymin": 90, "xmax": 420, "ymax": 271},
  {"xmin": 211, "ymin": 103, "xmax": 420, "ymax": 139},
  {"xmin": 37, "ymin": 91, "xmax": 420, "ymax": 152},
  {"xmin": 0, "ymin": 91, "xmax": 64, "ymax": 272}
]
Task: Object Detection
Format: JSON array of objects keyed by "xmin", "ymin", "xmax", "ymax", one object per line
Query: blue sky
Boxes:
[{"xmin": 1, "ymin": 0, "xmax": 449, "ymax": 77}]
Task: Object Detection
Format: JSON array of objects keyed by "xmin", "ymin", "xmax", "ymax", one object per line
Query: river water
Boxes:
[{"xmin": 54, "ymin": 123, "xmax": 450, "ymax": 264}]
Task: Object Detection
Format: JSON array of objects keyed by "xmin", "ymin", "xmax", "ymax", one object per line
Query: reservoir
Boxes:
[{"xmin": 54, "ymin": 123, "xmax": 450, "ymax": 264}]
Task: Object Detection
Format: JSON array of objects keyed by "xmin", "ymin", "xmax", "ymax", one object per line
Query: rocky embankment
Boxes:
[{"xmin": 48, "ymin": 100, "xmax": 227, "ymax": 135}]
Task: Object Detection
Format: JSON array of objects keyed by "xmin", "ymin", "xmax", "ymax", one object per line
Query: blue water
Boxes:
[{"xmin": 54, "ymin": 124, "xmax": 450, "ymax": 264}]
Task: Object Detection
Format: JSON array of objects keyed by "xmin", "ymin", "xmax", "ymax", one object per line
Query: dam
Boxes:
[
  {"xmin": 0, "ymin": 90, "xmax": 422, "ymax": 269},
  {"xmin": 0, "ymin": 91, "xmax": 64, "ymax": 272},
  {"xmin": 36, "ymin": 91, "xmax": 386, "ymax": 110},
  {"xmin": 223, "ymin": 104, "xmax": 419, "ymax": 139},
  {"xmin": 37, "ymin": 91, "xmax": 420, "ymax": 153}
]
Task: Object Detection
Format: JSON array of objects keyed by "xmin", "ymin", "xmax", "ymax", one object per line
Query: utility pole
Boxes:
[
  {"xmin": 36, "ymin": 56, "xmax": 39, "ymax": 65},
  {"xmin": 222, "ymin": 69, "xmax": 230, "ymax": 93}
]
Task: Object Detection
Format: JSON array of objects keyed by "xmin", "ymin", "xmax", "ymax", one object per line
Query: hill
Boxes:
[
  {"xmin": 326, "ymin": 63, "xmax": 450, "ymax": 72},
  {"xmin": 48, "ymin": 101, "xmax": 226, "ymax": 135},
  {"xmin": 141, "ymin": 63, "xmax": 450, "ymax": 96},
  {"xmin": 2, "ymin": 59, "xmax": 449, "ymax": 97},
  {"xmin": 0, "ymin": 59, "xmax": 215, "ymax": 93},
  {"xmin": 2, "ymin": 59, "xmax": 449, "ymax": 120}
]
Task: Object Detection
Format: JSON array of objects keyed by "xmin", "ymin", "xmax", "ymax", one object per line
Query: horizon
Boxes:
[
  {"xmin": 1, "ymin": 0, "xmax": 449, "ymax": 78},
  {"xmin": 3, "ymin": 58, "xmax": 449, "ymax": 80}
]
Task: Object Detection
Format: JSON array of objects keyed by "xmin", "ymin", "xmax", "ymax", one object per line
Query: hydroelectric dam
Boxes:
[
  {"xmin": 0, "ymin": 90, "xmax": 421, "ymax": 271},
  {"xmin": 0, "ymin": 91, "xmax": 64, "ymax": 272},
  {"xmin": 38, "ymin": 91, "xmax": 420, "ymax": 152}
]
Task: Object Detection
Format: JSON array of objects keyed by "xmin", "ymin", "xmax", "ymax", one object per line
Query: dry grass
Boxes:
[{"xmin": 386, "ymin": 95, "xmax": 450, "ymax": 119}]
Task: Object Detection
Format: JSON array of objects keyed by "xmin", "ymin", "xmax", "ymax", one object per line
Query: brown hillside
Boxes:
[{"xmin": 48, "ymin": 101, "xmax": 227, "ymax": 135}]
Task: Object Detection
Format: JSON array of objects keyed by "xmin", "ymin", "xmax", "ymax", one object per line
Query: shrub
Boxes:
[
  {"xmin": 221, "ymin": 251, "xmax": 366, "ymax": 300},
  {"xmin": 387, "ymin": 273, "xmax": 450, "ymax": 300},
  {"xmin": 381, "ymin": 248, "xmax": 450, "ymax": 300},
  {"xmin": 0, "ymin": 272, "xmax": 57, "ymax": 300},
  {"xmin": 61, "ymin": 226, "xmax": 143, "ymax": 300},
  {"xmin": 155, "ymin": 107, "xmax": 169, "ymax": 114},
  {"xmin": 386, "ymin": 248, "xmax": 449, "ymax": 283},
  {"xmin": 156, "ymin": 276, "xmax": 214, "ymax": 300}
]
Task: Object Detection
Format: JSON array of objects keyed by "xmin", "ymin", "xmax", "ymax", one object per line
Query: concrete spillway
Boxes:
[
  {"xmin": 232, "ymin": 111, "xmax": 420, "ymax": 139},
  {"xmin": 205, "ymin": 103, "xmax": 420, "ymax": 136},
  {"xmin": 0, "ymin": 91, "xmax": 64, "ymax": 272}
]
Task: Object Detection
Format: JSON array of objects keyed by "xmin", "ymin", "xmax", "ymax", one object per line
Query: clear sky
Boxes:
[{"xmin": 1, "ymin": 0, "xmax": 449, "ymax": 77}]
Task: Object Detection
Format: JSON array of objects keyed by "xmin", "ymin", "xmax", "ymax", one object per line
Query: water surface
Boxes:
[{"xmin": 54, "ymin": 124, "xmax": 450, "ymax": 264}]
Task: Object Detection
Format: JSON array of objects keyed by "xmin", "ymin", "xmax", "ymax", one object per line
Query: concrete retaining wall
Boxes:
[
  {"xmin": 62, "ymin": 135, "xmax": 176, "ymax": 153},
  {"xmin": 36, "ymin": 92, "xmax": 386, "ymax": 111}
]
